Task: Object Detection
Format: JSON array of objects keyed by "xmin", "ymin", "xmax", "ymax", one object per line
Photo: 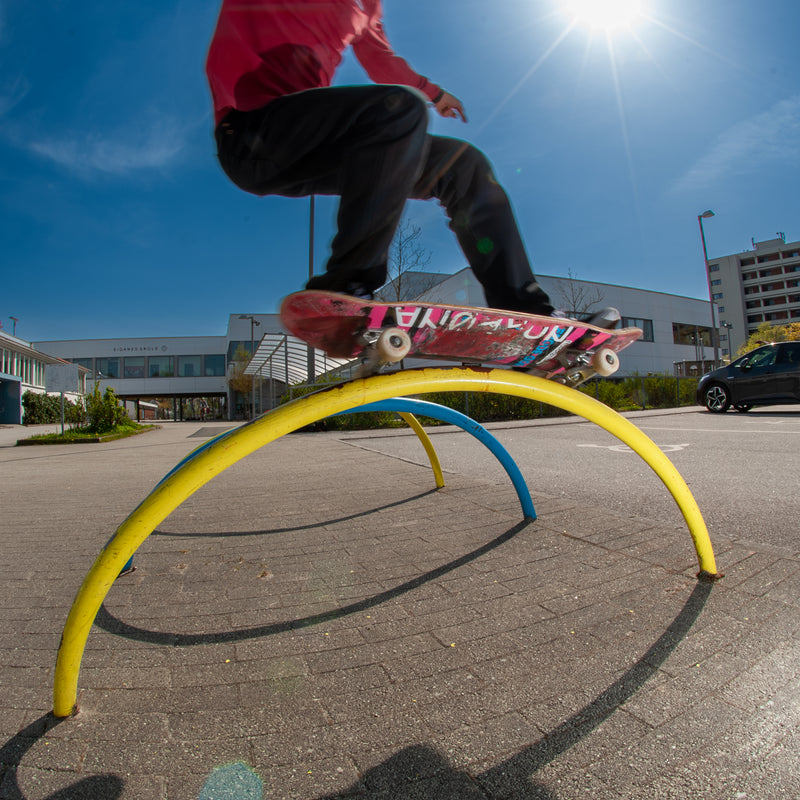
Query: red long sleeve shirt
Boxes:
[{"xmin": 206, "ymin": 0, "xmax": 441, "ymax": 126}]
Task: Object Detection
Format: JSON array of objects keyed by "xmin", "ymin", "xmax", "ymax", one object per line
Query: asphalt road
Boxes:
[{"xmin": 341, "ymin": 405, "xmax": 800, "ymax": 554}]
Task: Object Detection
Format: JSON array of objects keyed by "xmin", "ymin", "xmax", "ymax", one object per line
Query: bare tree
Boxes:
[
  {"xmin": 552, "ymin": 269, "xmax": 605, "ymax": 319},
  {"xmin": 376, "ymin": 218, "xmax": 442, "ymax": 301}
]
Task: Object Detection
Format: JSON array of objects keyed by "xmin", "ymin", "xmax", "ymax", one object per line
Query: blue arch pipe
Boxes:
[
  {"xmin": 341, "ymin": 398, "xmax": 535, "ymax": 520},
  {"xmin": 145, "ymin": 398, "xmax": 534, "ymax": 540}
]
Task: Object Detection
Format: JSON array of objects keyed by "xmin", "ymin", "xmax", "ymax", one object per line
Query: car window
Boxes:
[
  {"xmin": 778, "ymin": 342, "xmax": 800, "ymax": 364},
  {"xmin": 745, "ymin": 348, "xmax": 777, "ymax": 368}
]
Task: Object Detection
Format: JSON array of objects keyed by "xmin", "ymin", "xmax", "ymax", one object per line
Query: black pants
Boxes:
[{"xmin": 216, "ymin": 84, "xmax": 550, "ymax": 311}]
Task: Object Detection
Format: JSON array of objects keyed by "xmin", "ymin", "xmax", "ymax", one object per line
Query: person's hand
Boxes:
[{"xmin": 434, "ymin": 91, "xmax": 467, "ymax": 122}]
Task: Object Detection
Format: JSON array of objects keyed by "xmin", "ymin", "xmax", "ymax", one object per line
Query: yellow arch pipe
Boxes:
[
  {"xmin": 397, "ymin": 412, "xmax": 445, "ymax": 489},
  {"xmin": 53, "ymin": 367, "xmax": 720, "ymax": 717}
]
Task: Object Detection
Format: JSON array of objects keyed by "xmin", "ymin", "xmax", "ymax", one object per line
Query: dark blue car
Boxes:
[{"xmin": 696, "ymin": 341, "xmax": 800, "ymax": 413}]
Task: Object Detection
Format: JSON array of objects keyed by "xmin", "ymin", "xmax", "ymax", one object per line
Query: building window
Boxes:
[
  {"xmin": 95, "ymin": 357, "xmax": 120, "ymax": 379},
  {"xmin": 759, "ymin": 267, "xmax": 782, "ymax": 278},
  {"xmin": 744, "ymin": 286, "xmax": 760, "ymax": 295},
  {"xmin": 746, "ymin": 300, "xmax": 762, "ymax": 309},
  {"xmin": 747, "ymin": 315, "xmax": 763, "ymax": 324},
  {"xmin": 712, "ymin": 292, "xmax": 723, "ymax": 300},
  {"xmin": 148, "ymin": 356, "xmax": 174, "ymax": 377},
  {"xmin": 124, "ymin": 357, "xmax": 145, "ymax": 378},
  {"xmin": 785, "ymin": 264, "xmax": 800, "ymax": 273},
  {"xmin": 711, "ymin": 279, "xmax": 721, "ymax": 286},
  {"xmin": 71, "ymin": 357, "xmax": 93, "ymax": 374},
  {"xmin": 789, "ymin": 294, "xmax": 800, "ymax": 304},
  {"xmin": 782, "ymin": 252, "xmax": 800, "ymax": 260},
  {"xmin": 787, "ymin": 279, "xmax": 800, "ymax": 288},
  {"xmin": 757, "ymin": 253, "xmax": 780, "ymax": 264},
  {"xmin": 204, "ymin": 354, "xmax": 226, "ymax": 376},
  {"xmin": 178, "ymin": 355, "xmax": 202, "ymax": 377},
  {"xmin": 672, "ymin": 323, "xmax": 712, "ymax": 347},
  {"xmin": 764, "ymin": 311, "xmax": 789, "ymax": 321},
  {"xmin": 621, "ymin": 317, "xmax": 654, "ymax": 342},
  {"xmin": 762, "ymin": 297, "xmax": 786, "ymax": 307},
  {"xmin": 761, "ymin": 282, "xmax": 784, "ymax": 292},
  {"xmin": 708, "ymin": 263, "xmax": 720, "ymax": 272},
  {"xmin": 740, "ymin": 258, "xmax": 756, "ymax": 267}
]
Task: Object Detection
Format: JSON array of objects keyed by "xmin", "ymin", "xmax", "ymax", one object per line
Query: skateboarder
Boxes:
[{"xmin": 206, "ymin": 0, "xmax": 615, "ymax": 324}]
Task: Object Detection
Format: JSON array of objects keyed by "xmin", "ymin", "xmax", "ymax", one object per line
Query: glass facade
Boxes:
[
  {"xmin": 622, "ymin": 317, "xmax": 654, "ymax": 342},
  {"xmin": 124, "ymin": 357, "xmax": 145, "ymax": 378},
  {"xmin": 95, "ymin": 357, "xmax": 120, "ymax": 378},
  {"xmin": 148, "ymin": 356, "xmax": 174, "ymax": 378},
  {"xmin": 71, "ymin": 354, "xmax": 226, "ymax": 379},
  {"xmin": 672, "ymin": 323, "xmax": 712, "ymax": 347},
  {"xmin": 204, "ymin": 354, "xmax": 226, "ymax": 376},
  {"xmin": 178, "ymin": 355, "xmax": 202, "ymax": 377}
]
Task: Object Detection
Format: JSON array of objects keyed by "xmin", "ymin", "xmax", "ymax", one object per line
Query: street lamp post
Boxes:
[
  {"xmin": 721, "ymin": 321, "xmax": 733, "ymax": 359},
  {"xmin": 307, "ymin": 196, "xmax": 316, "ymax": 384},
  {"xmin": 697, "ymin": 210, "xmax": 720, "ymax": 368},
  {"xmin": 238, "ymin": 315, "xmax": 261, "ymax": 419}
]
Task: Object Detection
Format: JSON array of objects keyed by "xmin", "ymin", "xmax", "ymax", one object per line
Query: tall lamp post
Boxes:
[
  {"xmin": 239, "ymin": 315, "xmax": 261, "ymax": 419},
  {"xmin": 697, "ymin": 210, "xmax": 720, "ymax": 368},
  {"xmin": 721, "ymin": 321, "xmax": 733, "ymax": 359},
  {"xmin": 307, "ymin": 196, "xmax": 316, "ymax": 383}
]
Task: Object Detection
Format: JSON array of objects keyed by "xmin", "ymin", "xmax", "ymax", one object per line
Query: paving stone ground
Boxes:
[{"xmin": 1, "ymin": 420, "xmax": 799, "ymax": 799}]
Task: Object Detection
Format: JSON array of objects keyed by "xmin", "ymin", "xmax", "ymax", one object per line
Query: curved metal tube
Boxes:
[
  {"xmin": 53, "ymin": 367, "xmax": 720, "ymax": 718},
  {"xmin": 346, "ymin": 399, "xmax": 535, "ymax": 519},
  {"xmin": 395, "ymin": 412, "xmax": 446, "ymax": 489}
]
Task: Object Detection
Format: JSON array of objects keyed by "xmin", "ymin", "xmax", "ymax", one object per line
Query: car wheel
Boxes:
[
  {"xmin": 703, "ymin": 383, "xmax": 730, "ymax": 413},
  {"xmin": 734, "ymin": 404, "xmax": 752, "ymax": 413}
]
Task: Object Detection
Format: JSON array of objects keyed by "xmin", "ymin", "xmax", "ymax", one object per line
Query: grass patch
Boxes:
[{"xmin": 19, "ymin": 422, "xmax": 157, "ymax": 445}]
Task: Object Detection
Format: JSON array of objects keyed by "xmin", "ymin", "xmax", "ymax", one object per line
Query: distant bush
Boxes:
[
  {"xmin": 22, "ymin": 391, "xmax": 83, "ymax": 425},
  {"xmin": 84, "ymin": 383, "xmax": 131, "ymax": 433}
]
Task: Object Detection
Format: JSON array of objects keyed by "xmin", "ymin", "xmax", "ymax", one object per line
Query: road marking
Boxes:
[
  {"xmin": 638, "ymin": 425, "xmax": 800, "ymax": 434},
  {"xmin": 578, "ymin": 443, "xmax": 691, "ymax": 453}
]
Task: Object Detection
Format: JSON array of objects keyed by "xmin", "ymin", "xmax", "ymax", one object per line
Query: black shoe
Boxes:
[
  {"xmin": 508, "ymin": 280, "xmax": 555, "ymax": 317},
  {"xmin": 343, "ymin": 282, "xmax": 374, "ymax": 301},
  {"xmin": 305, "ymin": 275, "xmax": 375, "ymax": 301}
]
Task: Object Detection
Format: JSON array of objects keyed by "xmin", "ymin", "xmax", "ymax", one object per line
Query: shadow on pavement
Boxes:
[
  {"xmin": 95, "ymin": 520, "xmax": 532, "ymax": 646},
  {"xmin": 151, "ymin": 489, "xmax": 441, "ymax": 539},
  {"xmin": 0, "ymin": 715, "xmax": 123, "ymax": 800},
  {"xmin": 315, "ymin": 581, "xmax": 712, "ymax": 799}
]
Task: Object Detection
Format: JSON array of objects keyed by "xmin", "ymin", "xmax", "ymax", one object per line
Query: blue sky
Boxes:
[{"xmin": 3, "ymin": 0, "xmax": 800, "ymax": 341}]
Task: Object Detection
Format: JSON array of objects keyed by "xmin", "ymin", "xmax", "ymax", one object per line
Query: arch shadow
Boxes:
[
  {"xmin": 94, "ymin": 520, "xmax": 529, "ymax": 646},
  {"xmin": 314, "ymin": 580, "xmax": 712, "ymax": 799}
]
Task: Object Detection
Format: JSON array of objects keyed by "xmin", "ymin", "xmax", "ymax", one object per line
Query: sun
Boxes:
[{"xmin": 563, "ymin": 0, "xmax": 645, "ymax": 31}]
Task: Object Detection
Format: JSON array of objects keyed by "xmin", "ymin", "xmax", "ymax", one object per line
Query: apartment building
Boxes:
[{"xmin": 708, "ymin": 235, "xmax": 800, "ymax": 356}]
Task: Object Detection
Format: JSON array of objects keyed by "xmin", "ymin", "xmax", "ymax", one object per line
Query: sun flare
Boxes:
[{"xmin": 563, "ymin": 0, "xmax": 645, "ymax": 31}]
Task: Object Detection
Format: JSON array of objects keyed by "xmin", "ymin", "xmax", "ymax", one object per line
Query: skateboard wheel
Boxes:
[
  {"xmin": 592, "ymin": 347, "xmax": 619, "ymax": 376},
  {"xmin": 376, "ymin": 328, "xmax": 411, "ymax": 362}
]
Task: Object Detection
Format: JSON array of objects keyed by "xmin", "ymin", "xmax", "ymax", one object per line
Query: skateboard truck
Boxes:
[
  {"xmin": 354, "ymin": 326, "xmax": 412, "ymax": 378},
  {"xmin": 537, "ymin": 346, "xmax": 621, "ymax": 387}
]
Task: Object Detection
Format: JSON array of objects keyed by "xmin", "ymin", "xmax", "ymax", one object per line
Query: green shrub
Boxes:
[
  {"xmin": 22, "ymin": 391, "xmax": 82, "ymax": 425},
  {"xmin": 84, "ymin": 383, "xmax": 131, "ymax": 433}
]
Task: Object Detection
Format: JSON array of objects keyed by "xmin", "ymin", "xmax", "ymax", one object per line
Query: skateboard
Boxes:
[{"xmin": 280, "ymin": 291, "xmax": 642, "ymax": 385}]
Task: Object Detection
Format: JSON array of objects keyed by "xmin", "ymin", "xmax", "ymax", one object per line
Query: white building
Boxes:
[
  {"xmin": 706, "ymin": 235, "xmax": 800, "ymax": 355},
  {"xmin": 1, "ymin": 330, "xmax": 80, "ymax": 424}
]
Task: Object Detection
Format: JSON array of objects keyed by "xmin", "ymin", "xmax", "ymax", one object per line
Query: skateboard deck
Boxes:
[{"xmin": 280, "ymin": 291, "xmax": 642, "ymax": 384}]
